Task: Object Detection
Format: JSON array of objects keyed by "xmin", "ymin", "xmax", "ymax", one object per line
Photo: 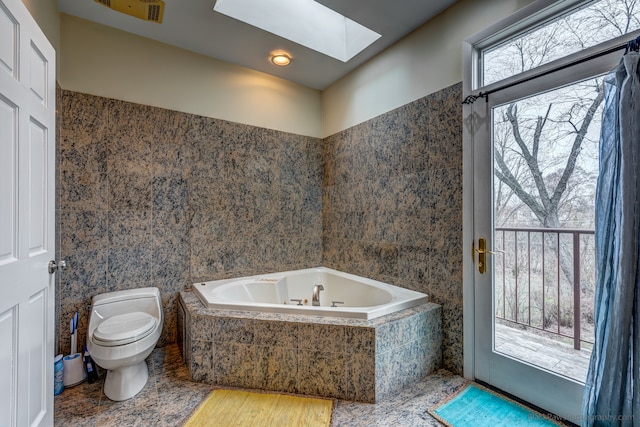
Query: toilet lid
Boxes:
[{"xmin": 93, "ymin": 312, "xmax": 157, "ymax": 347}]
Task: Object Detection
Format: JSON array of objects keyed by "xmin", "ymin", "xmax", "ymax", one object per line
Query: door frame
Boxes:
[
  {"xmin": 462, "ymin": 0, "xmax": 586, "ymax": 382},
  {"xmin": 462, "ymin": 0, "xmax": 640, "ymax": 416}
]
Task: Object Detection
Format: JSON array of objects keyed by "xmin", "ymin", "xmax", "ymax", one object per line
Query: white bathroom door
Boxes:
[{"xmin": 0, "ymin": 0, "xmax": 56, "ymax": 425}]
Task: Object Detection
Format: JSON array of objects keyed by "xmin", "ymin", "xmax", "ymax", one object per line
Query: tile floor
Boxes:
[{"xmin": 54, "ymin": 344, "xmax": 467, "ymax": 426}]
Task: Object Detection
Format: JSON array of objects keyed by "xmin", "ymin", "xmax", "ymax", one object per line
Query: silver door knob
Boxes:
[{"xmin": 48, "ymin": 260, "xmax": 67, "ymax": 274}]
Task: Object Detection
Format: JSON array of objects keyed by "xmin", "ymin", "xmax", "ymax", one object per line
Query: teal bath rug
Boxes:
[{"xmin": 428, "ymin": 383, "xmax": 563, "ymax": 427}]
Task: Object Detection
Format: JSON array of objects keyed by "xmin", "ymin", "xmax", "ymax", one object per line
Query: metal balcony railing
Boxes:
[{"xmin": 494, "ymin": 227, "xmax": 595, "ymax": 350}]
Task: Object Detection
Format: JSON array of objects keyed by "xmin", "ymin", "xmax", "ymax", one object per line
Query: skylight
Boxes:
[{"xmin": 213, "ymin": 0, "xmax": 381, "ymax": 62}]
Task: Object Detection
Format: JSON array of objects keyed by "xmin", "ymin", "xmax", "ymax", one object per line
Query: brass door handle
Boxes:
[
  {"xmin": 475, "ymin": 248, "xmax": 504, "ymax": 255},
  {"xmin": 475, "ymin": 237, "xmax": 503, "ymax": 274}
]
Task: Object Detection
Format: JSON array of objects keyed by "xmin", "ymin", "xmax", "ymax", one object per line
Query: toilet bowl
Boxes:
[{"xmin": 87, "ymin": 287, "xmax": 163, "ymax": 401}]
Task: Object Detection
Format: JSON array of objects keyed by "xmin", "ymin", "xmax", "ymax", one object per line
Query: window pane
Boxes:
[
  {"xmin": 483, "ymin": 0, "xmax": 640, "ymax": 86},
  {"xmin": 492, "ymin": 76, "xmax": 604, "ymax": 382}
]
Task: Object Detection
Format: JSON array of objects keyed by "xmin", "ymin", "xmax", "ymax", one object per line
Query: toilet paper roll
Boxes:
[{"xmin": 62, "ymin": 353, "xmax": 87, "ymax": 387}]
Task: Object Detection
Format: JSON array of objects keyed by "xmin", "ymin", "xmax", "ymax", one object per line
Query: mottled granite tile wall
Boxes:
[
  {"xmin": 57, "ymin": 84, "xmax": 463, "ymax": 375},
  {"xmin": 57, "ymin": 91, "xmax": 322, "ymax": 354},
  {"xmin": 322, "ymin": 83, "xmax": 463, "ymax": 374}
]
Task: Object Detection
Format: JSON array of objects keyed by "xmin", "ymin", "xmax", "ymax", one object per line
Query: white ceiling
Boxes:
[{"xmin": 57, "ymin": 0, "xmax": 458, "ymax": 90}]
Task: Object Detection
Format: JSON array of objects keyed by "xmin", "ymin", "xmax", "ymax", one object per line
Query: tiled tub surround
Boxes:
[
  {"xmin": 56, "ymin": 91, "xmax": 322, "ymax": 355},
  {"xmin": 178, "ymin": 291, "xmax": 442, "ymax": 403},
  {"xmin": 322, "ymin": 83, "xmax": 463, "ymax": 374}
]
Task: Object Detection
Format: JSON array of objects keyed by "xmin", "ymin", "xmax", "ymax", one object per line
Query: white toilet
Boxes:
[{"xmin": 87, "ymin": 287, "xmax": 163, "ymax": 401}]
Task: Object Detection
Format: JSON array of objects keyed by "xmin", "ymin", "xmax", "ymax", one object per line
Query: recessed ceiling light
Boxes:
[{"xmin": 271, "ymin": 52, "xmax": 292, "ymax": 66}]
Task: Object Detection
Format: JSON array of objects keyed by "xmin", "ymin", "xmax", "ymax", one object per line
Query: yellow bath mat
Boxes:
[{"xmin": 183, "ymin": 389, "xmax": 333, "ymax": 427}]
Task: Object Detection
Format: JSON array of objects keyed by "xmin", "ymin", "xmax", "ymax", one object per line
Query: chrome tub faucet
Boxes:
[{"xmin": 312, "ymin": 284, "xmax": 324, "ymax": 306}]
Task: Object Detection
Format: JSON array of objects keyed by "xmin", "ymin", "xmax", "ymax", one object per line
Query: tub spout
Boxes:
[{"xmin": 312, "ymin": 284, "xmax": 324, "ymax": 306}]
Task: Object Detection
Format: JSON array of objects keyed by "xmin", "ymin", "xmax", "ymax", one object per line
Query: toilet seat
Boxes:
[{"xmin": 93, "ymin": 312, "xmax": 157, "ymax": 347}]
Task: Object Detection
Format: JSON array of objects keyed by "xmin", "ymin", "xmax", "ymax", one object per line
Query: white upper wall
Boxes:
[
  {"xmin": 321, "ymin": 0, "xmax": 534, "ymax": 137},
  {"xmin": 59, "ymin": 14, "xmax": 323, "ymax": 138},
  {"xmin": 21, "ymin": 0, "xmax": 535, "ymax": 139}
]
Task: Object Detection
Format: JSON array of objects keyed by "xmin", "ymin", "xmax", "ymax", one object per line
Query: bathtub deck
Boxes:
[{"xmin": 178, "ymin": 290, "xmax": 442, "ymax": 403}]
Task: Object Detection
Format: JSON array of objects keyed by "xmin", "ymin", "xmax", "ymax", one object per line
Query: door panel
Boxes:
[
  {"xmin": 0, "ymin": 307, "xmax": 17, "ymax": 427},
  {"xmin": 29, "ymin": 43, "xmax": 47, "ymax": 104},
  {"xmin": 19, "ymin": 290, "xmax": 48, "ymax": 427},
  {"xmin": 0, "ymin": 2, "xmax": 17, "ymax": 76},
  {"xmin": 0, "ymin": 96, "xmax": 17, "ymax": 265},
  {"xmin": 28, "ymin": 119, "xmax": 47, "ymax": 256}
]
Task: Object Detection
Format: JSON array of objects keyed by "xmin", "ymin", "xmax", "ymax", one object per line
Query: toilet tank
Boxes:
[{"xmin": 90, "ymin": 287, "xmax": 162, "ymax": 323}]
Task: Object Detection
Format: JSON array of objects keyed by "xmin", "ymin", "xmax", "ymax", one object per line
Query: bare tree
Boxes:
[{"xmin": 495, "ymin": 86, "xmax": 604, "ymax": 229}]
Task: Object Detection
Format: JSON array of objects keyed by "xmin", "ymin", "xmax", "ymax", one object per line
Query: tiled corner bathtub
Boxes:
[
  {"xmin": 178, "ymin": 291, "xmax": 442, "ymax": 403},
  {"xmin": 191, "ymin": 267, "xmax": 431, "ymax": 319}
]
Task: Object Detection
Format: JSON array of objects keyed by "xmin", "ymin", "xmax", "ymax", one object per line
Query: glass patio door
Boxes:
[
  {"xmin": 472, "ymin": 65, "xmax": 610, "ymax": 421},
  {"xmin": 467, "ymin": 0, "xmax": 640, "ymax": 421}
]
